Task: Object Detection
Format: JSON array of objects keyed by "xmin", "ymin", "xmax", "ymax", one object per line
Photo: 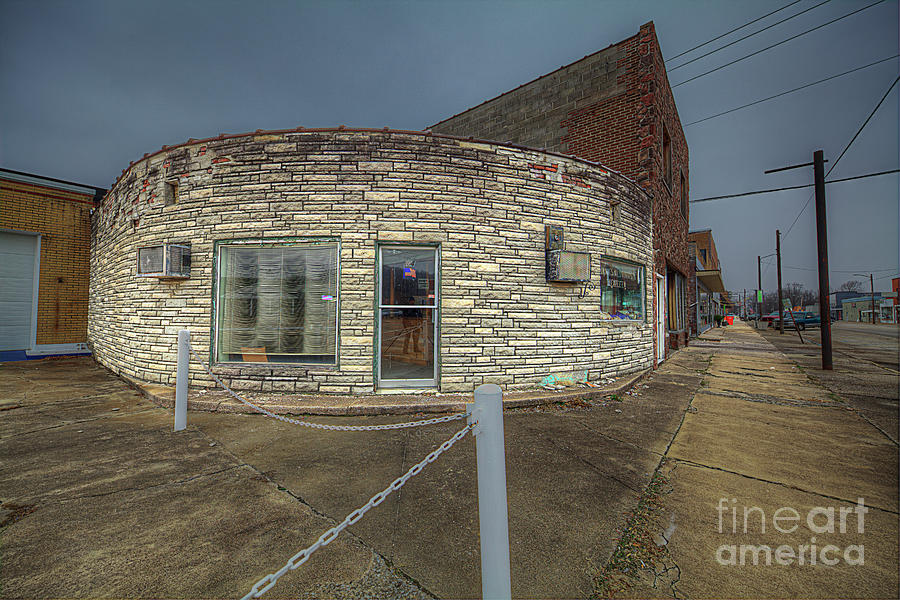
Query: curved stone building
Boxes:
[{"xmin": 89, "ymin": 128, "xmax": 653, "ymax": 394}]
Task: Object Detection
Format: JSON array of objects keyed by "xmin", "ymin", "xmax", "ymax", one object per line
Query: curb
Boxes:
[{"xmin": 127, "ymin": 370, "xmax": 650, "ymax": 417}]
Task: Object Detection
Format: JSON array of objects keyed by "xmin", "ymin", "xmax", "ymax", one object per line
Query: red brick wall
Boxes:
[
  {"xmin": 562, "ymin": 23, "xmax": 689, "ymax": 276},
  {"xmin": 562, "ymin": 23, "xmax": 690, "ymax": 352}
]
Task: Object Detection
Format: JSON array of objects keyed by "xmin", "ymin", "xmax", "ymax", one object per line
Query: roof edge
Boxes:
[
  {"xmin": 0, "ymin": 167, "xmax": 106, "ymax": 196},
  {"xmin": 107, "ymin": 126, "xmax": 651, "ymax": 203},
  {"xmin": 427, "ymin": 28, "xmax": 640, "ymax": 130}
]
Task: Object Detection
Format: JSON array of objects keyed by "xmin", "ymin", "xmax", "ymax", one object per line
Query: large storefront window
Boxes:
[
  {"xmin": 216, "ymin": 242, "xmax": 338, "ymax": 364},
  {"xmin": 599, "ymin": 258, "xmax": 644, "ymax": 321}
]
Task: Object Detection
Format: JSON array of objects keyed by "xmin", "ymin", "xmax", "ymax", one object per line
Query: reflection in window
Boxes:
[
  {"xmin": 667, "ymin": 270, "xmax": 687, "ymax": 331},
  {"xmin": 381, "ymin": 247, "xmax": 436, "ymax": 307},
  {"xmin": 217, "ymin": 243, "xmax": 338, "ymax": 364},
  {"xmin": 599, "ymin": 258, "xmax": 644, "ymax": 321}
]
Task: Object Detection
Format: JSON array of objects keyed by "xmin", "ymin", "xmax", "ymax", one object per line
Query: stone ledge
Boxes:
[{"xmin": 127, "ymin": 370, "xmax": 649, "ymax": 417}]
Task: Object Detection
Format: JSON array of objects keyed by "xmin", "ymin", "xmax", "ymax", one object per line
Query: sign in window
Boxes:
[{"xmin": 599, "ymin": 258, "xmax": 645, "ymax": 321}]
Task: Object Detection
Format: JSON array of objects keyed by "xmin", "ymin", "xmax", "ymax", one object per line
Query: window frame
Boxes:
[
  {"xmin": 375, "ymin": 243, "xmax": 442, "ymax": 388},
  {"xmin": 598, "ymin": 255, "xmax": 647, "ymax": 323},
  {"xmin": 211, "ymin": 237, "xmax": 341, "ymax": 367},
  {"xmin": 680, "ymin": 170, "xmax": 687, "ymax": 221}
]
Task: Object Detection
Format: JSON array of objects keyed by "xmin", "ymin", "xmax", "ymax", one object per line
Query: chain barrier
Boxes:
[
  {"xmin": 240, "ymin": 422, "xmax": 474, "ymax": 600},
  {"xmin": 188, "ymin": 347, "xmax": 466, "ymax": 431}
]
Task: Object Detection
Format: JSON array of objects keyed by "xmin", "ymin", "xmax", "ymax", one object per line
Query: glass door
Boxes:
[{"xmin": 378, "ymin": 246, "xmax": 438, "ymax": 388}]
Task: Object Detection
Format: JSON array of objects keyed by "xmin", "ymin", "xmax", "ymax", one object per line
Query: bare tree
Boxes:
[{"xmin": 839, "ymin": 280, "xmax": 863, "ymax": 292}]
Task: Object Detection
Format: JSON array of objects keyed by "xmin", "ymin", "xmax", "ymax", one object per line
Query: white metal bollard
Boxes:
[
  {"xmin": 174, "ymin": 329, "xmax": 189, "ymax": 432},
  {"xmin": 469, "ymin": 383, "xmax": 512, "ymax": 600}
]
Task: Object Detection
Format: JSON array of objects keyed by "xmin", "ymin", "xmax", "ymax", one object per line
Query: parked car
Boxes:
[
  {"xmin": 774, "ymin": 311, "xmax": 821, "ymax": 331},
  {"xmin": 760, "ymin": 311, "xmax": 780, "ymax": 325}
]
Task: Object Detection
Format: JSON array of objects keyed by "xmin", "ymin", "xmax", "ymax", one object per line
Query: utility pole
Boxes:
[
  {"xmin": 853, "ymin": 272, "xmax": 876, "ymax": 324},
  {"xmin": 870, "ymin": 273, "xmax": 875, "ymax": 324},
  {"xmin": 869, "ymin": 273, "xmax": 875, "ymax": 325},
  {"xmin": 776, "ymin": 229, "xmax": 784, "ymax": 334},
  {"xmin": 813, "ymin": 150, "xmax": 833, "ymax": 369},
  {"xmin": 757, "ymin": 255, "xmax": 763, "ymax": 321},
  {"xmin": 765, "ymin": 153, "xmax": 832, "ymax": 369}
]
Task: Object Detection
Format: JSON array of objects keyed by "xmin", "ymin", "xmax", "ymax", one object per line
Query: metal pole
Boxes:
[
  {"xmin": 870, "ymin": 273, "xmax": 875, "ymax": 324},
  {"xmin": 776, "ymin": 230, "xmax": 784, "ymax": 334},
  {"xmin": 813, "ymin": 150, "xmax": 833, "ymax": 370},
  {"xmin": 175, "ymin": 329, "xmax": 189, "ymax": 431},
  {"xmin": 469, "ymin": 384, "xmax": 512, "ymax": 600},
  {"xmin": 757, "ymin": 255, "xmax": 762, "ymax": 323}
]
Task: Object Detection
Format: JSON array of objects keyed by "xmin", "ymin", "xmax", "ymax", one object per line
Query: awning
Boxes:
[{"xmin": 696, "ymin": 269, "xmax": 726, "ymax": 293}]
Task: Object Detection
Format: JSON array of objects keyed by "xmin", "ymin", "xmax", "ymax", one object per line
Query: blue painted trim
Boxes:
[{"xmin": 0, "ymin": 350, "xmax": 91, "ymax": 362}]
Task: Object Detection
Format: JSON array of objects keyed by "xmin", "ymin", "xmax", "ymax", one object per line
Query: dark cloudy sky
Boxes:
[{"xmin": 2, "ymin": 0, "xmax": 897, "ymax": 294}]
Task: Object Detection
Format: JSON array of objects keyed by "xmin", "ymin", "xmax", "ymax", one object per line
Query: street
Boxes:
[
  {"xmin": 768, "ymin": 321, "xmax": 899, "ymax": 372},
  {"xmin": 1, "ymin": 322, "xmax": 897, "ymax": 598}
]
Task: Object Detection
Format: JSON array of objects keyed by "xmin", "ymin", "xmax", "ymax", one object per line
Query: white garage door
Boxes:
[{"xmin": 0, "ymin": 231, "xmax": 38, "ymax": 351}]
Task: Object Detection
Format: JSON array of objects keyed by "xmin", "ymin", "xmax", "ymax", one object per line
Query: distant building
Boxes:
[
  {"xmin": 886, "ymin": 277, "xmax": 900, "ymax": 323},
  {"xmin": 687, "ymin": 229, "xmax": 725, "ymax": 335},
  {"xmin": 430, "ymin": 21, "xmax": 691, "ymax": 364},
  {"xmin": 842, "ymin": 294, "xmax": 897, "ymax": 323},
  {"xmin": 0, "ymin": 168, "xmax": 102, "ymax": 361}
]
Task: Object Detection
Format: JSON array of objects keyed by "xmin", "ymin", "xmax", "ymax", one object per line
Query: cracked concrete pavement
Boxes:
[
  {"xmin": 5, "ymin": 321, "xmax": 893, "ymax": 599},
  {"xmin": 619, "ymin": 321, "xmax": 899, "ymax": 599},
  {"xmin": 1, "ymin": 352, "xmax": 703, "ymax": 598}
]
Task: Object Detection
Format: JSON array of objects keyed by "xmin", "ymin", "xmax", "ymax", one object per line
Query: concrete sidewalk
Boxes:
[
  {"xmin": 1, "ymin": 351, "xmax": 704, "ymax": 598},
  {"xmin": 608, "ymin": 321, "xmax": 899, "ymax": 598}
]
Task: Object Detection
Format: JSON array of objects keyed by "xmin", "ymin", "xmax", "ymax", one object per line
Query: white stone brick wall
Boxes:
[{"xmin": 89, "ymin": 130, "xmax": 653, "ymax": 394}]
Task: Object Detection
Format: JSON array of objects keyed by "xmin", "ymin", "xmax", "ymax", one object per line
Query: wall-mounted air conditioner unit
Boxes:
[
  {"xmin": 545, "ymin": 224, "xmax": 590, "ymax": 282},
  {"xmin": 137, "ymin": 244, "xmax": 191, "ymax": 279},
  {"xmin": 547, "ymin": 249, "xmax": 591, "ymax": 282}
]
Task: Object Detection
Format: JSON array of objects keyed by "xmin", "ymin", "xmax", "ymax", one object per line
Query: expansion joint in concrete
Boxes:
[
  {"xmin": 193, "ymin": 425, "xmax": 435, "ymax": 599},
  {"xmin": 671, "ymin": 458, "xmax": 900, "ymax": 516}
]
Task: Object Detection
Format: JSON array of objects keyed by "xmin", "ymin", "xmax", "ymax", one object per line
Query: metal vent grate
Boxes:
[
  {"xmin": 138, "ymin": 246, "xmax": 164, "ymax": 274},
  {"xmin": 547, "ymin": 250, "xmax": 591, "ymax": 282},
  {"xmin": 166, "ymin": 244, "xmax": 190, "ymax": 277},
  {"xmin": 137, "ymin": 244, "xmax": 190, "ymax": 278}
]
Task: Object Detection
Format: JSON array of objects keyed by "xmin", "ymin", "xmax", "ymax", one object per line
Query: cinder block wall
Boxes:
[
  {"xmin": 0, "ymin": 178, "xmax": 92, "ymax": 344},
  {"xmin": 89, "ymin": 129, "xmax": 653, "ymax": 394}
]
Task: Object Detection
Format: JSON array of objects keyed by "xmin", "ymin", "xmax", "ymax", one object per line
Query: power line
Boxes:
[
  {"xmin": 684, "ymin": 55, "xmax": 898, "ymax": 127},
  {"xmin": 824, "ymin": 76, "xmax": 899, "ymax": 180},
  {"xmin": 667, "ymin": 0, "xmax": 803, "ymax": 61},
  {"xmin": 690, "ymin": 168, "xmax": 899, "ymax": 203},
  {"xmin": 672, "ymin": 0, "xmax": 887, "ymax": 88},
  {"xmin": 669, "ymin": 0, "xmax": 831, "ymax": 71},
  {"xmin": 762, "ymin": 264, "xmax": 898, "ymax": 273},
  {"xmin": 782, "ymin": 75, "xmax": 900, "ymax": 238}
]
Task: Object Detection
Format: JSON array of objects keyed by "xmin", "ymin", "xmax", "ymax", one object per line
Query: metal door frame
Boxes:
[
  {"xmin": 656, "ymin": 273, "xmax": 666, "ymax": 364},
  {"xmin": 376, "ymin": 245, "xmax": 440, "ymax": 389}
]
